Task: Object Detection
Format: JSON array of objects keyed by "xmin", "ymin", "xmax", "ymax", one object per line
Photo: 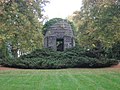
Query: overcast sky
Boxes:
[{"xmin": 44, "ymin": 0, "xmax": 82, "ymax": 19}]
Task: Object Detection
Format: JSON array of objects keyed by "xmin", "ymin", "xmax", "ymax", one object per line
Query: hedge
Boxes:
[{"xmin": 0, "ymin": 47, "xmax": 119, "ymax": 69}]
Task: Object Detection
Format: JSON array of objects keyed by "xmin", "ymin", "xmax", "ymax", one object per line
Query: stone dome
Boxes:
[{"xmin": 44, "ymin": 19, "xmax": 75, "ymax": 51}]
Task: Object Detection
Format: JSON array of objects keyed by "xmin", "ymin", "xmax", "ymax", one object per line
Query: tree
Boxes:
[
  {"xmin": 71, "ymin": 0, "xmax": 120, "ymax": 49},
  {"xmin": 0, "ymin": 0, "xmax": 49, "ymax": 58}
]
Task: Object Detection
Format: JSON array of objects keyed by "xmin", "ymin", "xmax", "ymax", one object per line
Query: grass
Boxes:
[{"xmin": 0, "ymin": 68, "xmax": 120, "ymax": 90}]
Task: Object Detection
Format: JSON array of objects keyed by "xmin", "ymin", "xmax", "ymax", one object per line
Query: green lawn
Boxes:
[{"xmin": 0, "ymin": 68, "xmax": 120, "ymax": 90}]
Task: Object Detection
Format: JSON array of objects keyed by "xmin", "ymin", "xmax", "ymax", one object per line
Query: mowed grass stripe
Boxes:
[
  {"xmin": 66, "ymin": 71, "xmax": 88, "ymax": 90},
  {"xmin": 95, "ymin": 73, "xmax": 120, "ymax": 89},
  {"xmin": 102, "ymin": 74, "xmax": 120, "ymax": 84},
  {"xmin": 78, "ymin": 73, "xmax": 106, "ymax": 90},
  {"xmin": 54, "ymin": 72, "xmax": 62, "ymax": 90},
  {"xmin": 0, "ymin": 69, "xmax": 120, "ymax": 90},
  {"xmin": 83, "ymin": 73, "xmax": 120, "ymax": 90}
]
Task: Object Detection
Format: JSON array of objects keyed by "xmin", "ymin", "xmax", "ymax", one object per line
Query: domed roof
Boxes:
[
  {"xmin": 44, "ymin": 19, "xmax": 74, "ymax": 38},
  {"xmin": 49, "ymin": 20, "xmax": 72, "ymax": 30}
]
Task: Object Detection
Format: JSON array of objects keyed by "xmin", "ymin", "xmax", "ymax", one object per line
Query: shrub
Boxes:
[
  {"xmin": 107, "ymin": 42, "xmax": 120, "ymax": 60},
  {"xmin": 0, "ymin": 47, "xmax": 119, "ymax": 69}
]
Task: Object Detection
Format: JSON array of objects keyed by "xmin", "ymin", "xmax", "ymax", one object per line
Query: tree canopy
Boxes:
[
  {"xmin": 0, "ymin": 0, "xmax": 49, "ymax": 58},
  {"xmin": 71, "ymin": 0, "xmax": 120, "ymax": 49}
]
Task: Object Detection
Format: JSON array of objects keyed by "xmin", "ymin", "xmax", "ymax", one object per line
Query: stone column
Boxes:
[
  {"xmin": 47, "ymin": 36, "xmax": 56, "ymax": 50},
  {"xmin": 64, "ymin": 36, "xmax": 72, "ymax": 50}
]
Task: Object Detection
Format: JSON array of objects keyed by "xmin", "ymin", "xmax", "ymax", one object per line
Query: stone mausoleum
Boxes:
[{"xmin": 44, "ymin": 19, "xmax": 75, "ymax": 51}]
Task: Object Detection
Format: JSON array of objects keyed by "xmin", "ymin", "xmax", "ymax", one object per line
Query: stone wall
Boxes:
[{"xmin": 44, "ymin": 20, "xmax": 75, "ymax": 51}]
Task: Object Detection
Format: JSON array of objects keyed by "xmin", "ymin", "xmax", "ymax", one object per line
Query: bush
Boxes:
[
  {"xmin": 0, "ymin": 49, "xmax": 4, "ymax": 59},
  {"xmin": 0, "ymin": 59, "xmax": 3, "ymax": 65},
  {"xmin": 0, "ymin": 47, "xmax": 119, "ymax": 69},
  {"xmin": 107, "ymin": 42, "xmax": 120, "ymax": 60}
]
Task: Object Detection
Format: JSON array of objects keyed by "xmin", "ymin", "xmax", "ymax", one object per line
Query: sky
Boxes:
[{"xmin": 44, "ymin": 0, "xmax": 82, "ymax": 19}]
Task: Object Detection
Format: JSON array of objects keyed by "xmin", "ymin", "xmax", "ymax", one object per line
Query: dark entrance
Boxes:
[{"xmin": 56, "ymin": 39, "xmax": 64, "ymax": 51}]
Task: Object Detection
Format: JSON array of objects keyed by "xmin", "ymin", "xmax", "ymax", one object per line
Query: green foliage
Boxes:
[
  {"xmin": 0, "ymin": 49, "xmax": 4, "ymax": 59},
  {"xmin": 0, "ymin": 42, "xmax": 13, "ymax": 59},
  {"xmin": 107, "ymin": 41, "xmax": 120, "ymax": 60},
  {"xmin": 0, "ymin": 0, "xmax": 49, "ymax": 58},
  {"xmin": 72, "ymin": 0, "xmax": 120, "ymax": 49},
  {"xmin": 1, "ymin": 47, "xmax": 118, "ymax": 69}
]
